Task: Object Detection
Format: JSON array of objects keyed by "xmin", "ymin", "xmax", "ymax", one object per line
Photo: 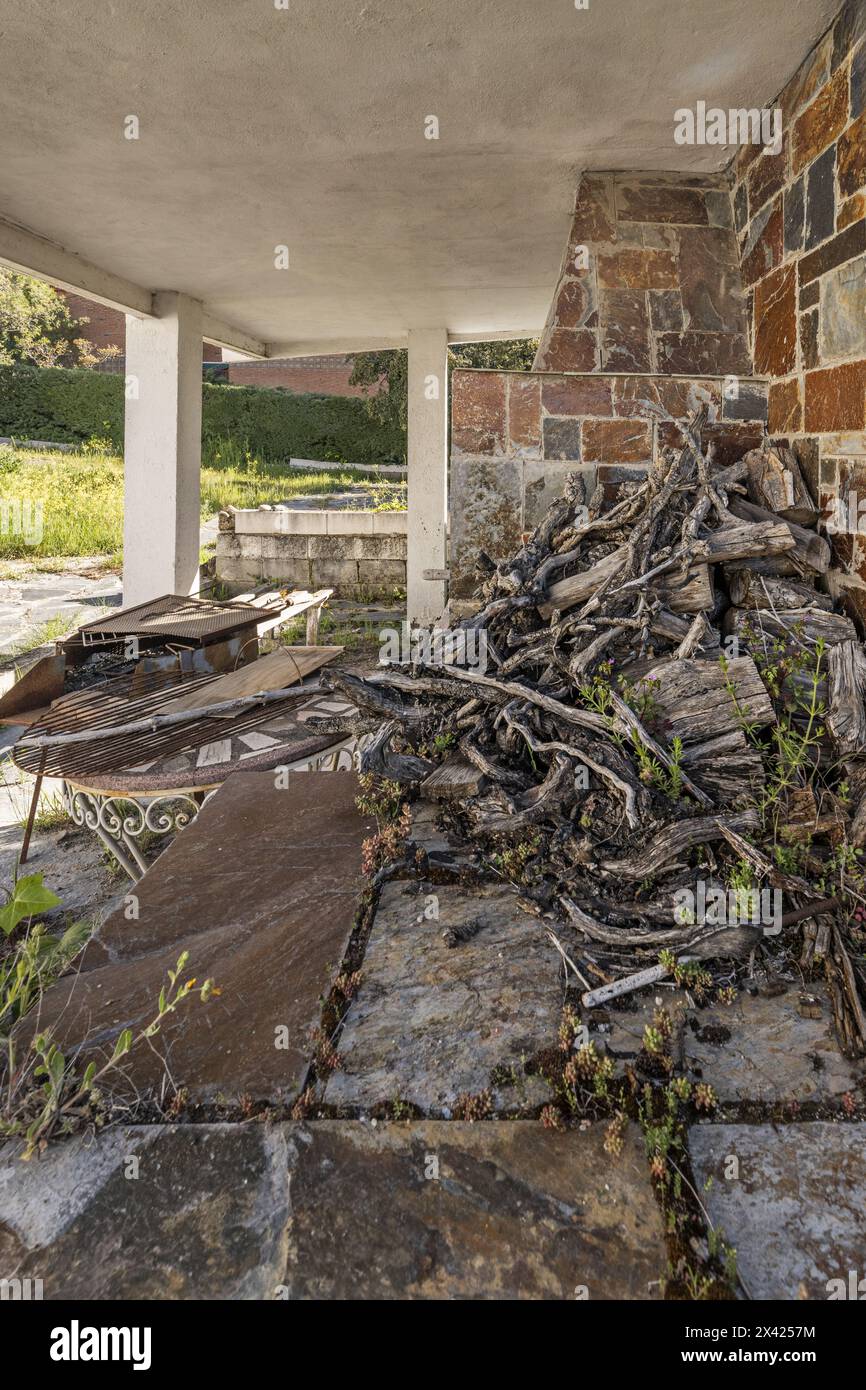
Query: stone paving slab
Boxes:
[
  {"xmin": 15, "ymin": 772, "xmax": 371, "ymax": 1105},
  {"xmin": 685, "ymin": 985, "xmax": 864, "ymax": 1103},
  {"xmin": 0, "ymin": 1123, "xmax": 289, "ymax": 1300},
  {"xmin": 0, "ymin": 1118, "xmax": 666, "ymax": 1300},
  {"xmin": 0, "ymin": 569, "xmax": 121, "ymax": 654},
  {"xmin": 282, "ymin": 1120, "xmax": 665, "ymax": 1299},
  {"xmin": 689, "ymin": 1122, "xmax": 866, "ymax": 1300},
  {"xmin": 323, "ymin": 881, "xmax": 562, "ymax": 1114}
]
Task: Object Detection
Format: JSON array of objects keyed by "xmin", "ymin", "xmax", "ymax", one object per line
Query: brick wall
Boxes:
[
  {"xmin": 533, "ymin": 172, "xmax": 750, "ymax": 377},
  {"xmin": 225, "ymin": 355, "xmax": 369, "ymax": 395},
  {"xmin": 60, "ymin": 297, "xmax": 379, "ymax": 391},
  {"xmin": 730, "ymin": 0, "xmax": 866, "ymax": 618},
  {"xmin": 60, "ymin": 292, "xmax": 221, "ymax": 362},
  {"xmin": 450, "ymin": 369, "xmax": 768, "ymax": 598}
]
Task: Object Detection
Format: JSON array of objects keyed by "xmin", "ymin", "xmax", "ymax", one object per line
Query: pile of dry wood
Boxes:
[{"xmin": 322, "ymin": 407, "xmax": 866, "ymax": 1052}]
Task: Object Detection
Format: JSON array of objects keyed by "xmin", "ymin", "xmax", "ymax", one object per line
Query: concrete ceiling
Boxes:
[{"xmin": 0, "ymin": 0, "xmax": 838, "ymax": 354}]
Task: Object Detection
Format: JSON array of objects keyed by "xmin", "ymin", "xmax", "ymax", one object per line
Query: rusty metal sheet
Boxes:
[
  {"xmin": 0, "ymin": 652, "xmax": 65, "ymax": 718},
  {"xmin": 71, "ymin": 593, "xmax": 284, "ymax": 648}
]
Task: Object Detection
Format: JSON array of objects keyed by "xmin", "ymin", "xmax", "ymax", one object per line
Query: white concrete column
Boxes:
[
  {"xmin": 407, "ymin": 328, "xmax": 449, "ymax": 625},
  {"xmin": 123, "ymin": 291, "xmax": 203, "ymax": 606}
]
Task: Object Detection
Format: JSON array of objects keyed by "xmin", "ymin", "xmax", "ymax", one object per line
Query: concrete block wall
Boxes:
[
  {"xmin": 450, "ymin": 369, "xmax": 768, "ymax": 598},
  {"xmin": 729, "ymin": 0, "xmax": 866, "ymax": 623},
  {"xmin": 217, "ymin": 508, "xmax": 406, "ymax": 599}
]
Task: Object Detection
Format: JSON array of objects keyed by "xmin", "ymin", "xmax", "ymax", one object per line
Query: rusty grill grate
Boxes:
[
  {"xmin": 12, "ymin": 669, "xmax": 321, "ymax": 782},
  {"xmin": 74, "ymin": 594, "xmax": 284, "ymax": 647}
]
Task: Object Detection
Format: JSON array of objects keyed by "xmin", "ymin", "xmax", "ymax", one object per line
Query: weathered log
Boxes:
[
  {"xmin": 850, "ymin": 792, "xmax": 866, "ymax": 848},
  {"xmin": 725, "ymin": 568, "xmax": 832, "ymax": 611},
  {"xmin": 827, "ymin": 639, "xmax": 866, "ymax": 755},
  {"xmin": 727, "ymin": 496, "xmax": 830, "ymax": 574},
  {"xmin": 472, "ymin": 752, "xmax": 574, "ymax": 834},
  {"xmin": 599, "ymin": 809, "xmax": 760, "ymax": 880},
  {"xmin": 679, "ymin": 729, "xmax": 764, "ymax": 805},
  {"xmin": 608, "ymin": 689, "xmax": 713, "ymax": 807},
  {"xmin": 500, "ymin": 703, "xmax": 646, "ymax": 828},
  {"xmin": 642, "ymin": 655, "xmax": 775, "ymax": 744},
  {"xmin": 723, "ymin": 606, "xmax": 857, "ymax": 652},
  {"xmin": 539, "ymin": 547, "xmax": 714, "ymax": 618},
  {"xmin": 743, "ymin": 444, "xmax": 819, "ymax": 526},
  {"xmin": 649, "ymin": 608, "xmax": 720, "ymax": 650},
  {"xmin": 325, "ymin": 669, "xmax": 428, "ymax": 725},
  {"xmin": 697, "ymin": 520, "xmax": 795, "ymax": 565},
  {"xmin": 360, "ymin": 721, "xmax": 435, "ymax": 784}
]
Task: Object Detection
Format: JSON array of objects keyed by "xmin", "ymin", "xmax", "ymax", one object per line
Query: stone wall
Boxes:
[
  {"xmin": 730, "ymin": 0, "xmax": 866, "ymax": 619},
  {"xmin": 532, "ymin": 173, "xmax": 750, "ymax": 377},
  {"xmin": 217, "ymin": 507, "xmax": 406, "ymax": 599},
  {"xmin": 450, "ymin": 369, "xmax": 768, "ymax": 598}
]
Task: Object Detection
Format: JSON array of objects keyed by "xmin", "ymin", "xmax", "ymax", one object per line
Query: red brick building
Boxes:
[{"xmin": 61, "ymin": 291, "xmax": 371, "ymax": 394}]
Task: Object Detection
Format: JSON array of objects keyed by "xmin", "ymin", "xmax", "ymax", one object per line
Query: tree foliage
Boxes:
[
  {"xmin": 0, "ymin": 363, "xmax": 405, "ymax": 464},
  {"xmin": 349, "ymin": 339, "xmax": 539, "ymax": 442},
  {"xmin": 0, "ymin": 270, "xmax": 119, "ymax": 369}
]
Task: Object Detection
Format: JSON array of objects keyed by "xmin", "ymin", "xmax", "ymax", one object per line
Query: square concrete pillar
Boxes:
[
  {"xmin": 123, "ymin": 291, "xmax": 203, "ymax": 606},
  {"xmin": 407, "ymin": 328, "xmax": 448, "ymax": 625}
]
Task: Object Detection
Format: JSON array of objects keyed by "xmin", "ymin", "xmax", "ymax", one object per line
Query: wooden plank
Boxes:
[{"xmin": 159, "ymin": 646, "xmax": 342, "ymax": 715}]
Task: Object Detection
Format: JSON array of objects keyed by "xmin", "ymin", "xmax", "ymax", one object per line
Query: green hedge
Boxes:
[{"xmin": 0, "ymin": 364, "xmax": 405, "ymax": 465}]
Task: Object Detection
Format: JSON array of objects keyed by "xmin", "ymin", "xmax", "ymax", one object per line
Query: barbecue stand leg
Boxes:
[
  {"xmin": 92, "ymin": 821, "xmax": 142, "ymax": 883},
  {"xmin": 120, "ymin": 826, "xmax": 150, "ymax": 877},
  {"xmin": 19, "ymin": 749, "xmax": 47, "ymax": 865}
]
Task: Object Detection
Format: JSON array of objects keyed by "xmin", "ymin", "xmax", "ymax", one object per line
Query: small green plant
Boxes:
[
  {"xmin": 578, "ymin": 661, "xmax": 614, "ymax": 717},
  {"xmin": 658, "ymin": 949, "xmax": 712, "ymax": 1002},
  {"xmin": 453, "ymin": 1089, "xmax": 493, "ymax": 1121},
  {"xmin": 4, "ymin": 951, "xmax": 219, "ymax": 1159},
  {"xmin": 666, "ymin": 735, "xmax": 684, "ymax": 800},
  {"xmin": 491, "ymin": 835, "xmax": 541, "ymax": 885},
  {"xmin": 356, "ymin": 774, "xmax": 412, "ymax": 875},
  {"xmin": 0, "ymin": 874, "xmax": 89, "ymax": 1039},
  {"xmin": 618, "ymin": 674, "xmax": 662, "ymax": 729}
]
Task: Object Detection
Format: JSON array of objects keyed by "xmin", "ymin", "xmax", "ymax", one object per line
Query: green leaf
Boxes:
[
  {"xmin": 0, "ymin": 873, "xmax": 61, "ymax": 936},
  {"xmin": 82, "ymin": 1062, "xmax": 96, "ymax": 1090},
  {"xmin": 111, "ymin": 1028, "xmax": 132, "ymax": 1060}
]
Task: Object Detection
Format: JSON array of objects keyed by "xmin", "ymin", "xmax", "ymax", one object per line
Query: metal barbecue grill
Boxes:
[{"xmin": 12, "ymin": 671, "xmax": 358, "ymax": 879}]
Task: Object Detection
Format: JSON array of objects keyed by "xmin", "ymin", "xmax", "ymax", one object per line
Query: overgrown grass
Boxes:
[{"xmin": 0, "ymin": 440, "xmax": 404, "ymax": 561}]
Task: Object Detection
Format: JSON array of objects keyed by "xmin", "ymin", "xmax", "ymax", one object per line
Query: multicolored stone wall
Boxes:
[
  {"xmin": 450, "ymin": 370, "xmax": 768, "ymax": 599},
  {"xmin": 730, "ymin": 0, "xmax": 866, "ymax": 618},
  {"xmin": 532, "ymin": 173, "xmax": 751, "ymax": 377}
]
